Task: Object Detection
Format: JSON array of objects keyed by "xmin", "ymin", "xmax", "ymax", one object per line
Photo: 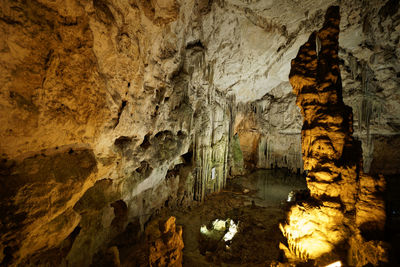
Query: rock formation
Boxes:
[
  {"xmin": 0, "ymin": 0, "xmax": 398, "ymax": 265},
  {"xmin": 235, "ymin": 98, "xmax": 303, "ymax": 173},
  {"xmin": 232, "ymin": 0, "xmax": 400, "ymax": 174},
  {"xmin": 280, "ymin": 6, "xmax": 387, "ymax": 266},
  {"xmin": 0, "ymin": 0, "xmax": 234, "ymax": 265},
  {"xmin": 146, "ymin": 216, "xmax": 184, "ymax": 267}
]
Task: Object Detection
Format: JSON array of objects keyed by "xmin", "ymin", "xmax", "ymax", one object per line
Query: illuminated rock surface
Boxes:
[
  {"xmin": 146, "ymin": 216, "xmax": 184, "ymax": 267},
  {"xmin": 280, "ymin": 6, "xmax": 387, "ymax": 265},
  {"xmin": 0, "ymin": 0, "xmax": 398, "ymax": 265}
]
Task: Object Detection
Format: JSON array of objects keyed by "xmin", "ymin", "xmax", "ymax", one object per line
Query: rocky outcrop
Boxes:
[
  {"xmin": 280, "ymin": 6, "xmax": 387, "ymax": 266},
  {"xmin": 146, "ymin": 216, "xmax": 184, "ymax": 267},
  {"xmin": 0, "ymin": 148, "xmax": 97, "ymax": 265}
]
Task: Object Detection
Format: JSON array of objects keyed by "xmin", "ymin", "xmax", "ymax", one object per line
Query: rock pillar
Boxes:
[{"xmin": 280, "ymin": 6, "xmax": 387, "ymax": 266}]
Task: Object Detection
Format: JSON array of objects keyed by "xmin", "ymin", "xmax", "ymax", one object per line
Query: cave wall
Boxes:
[
  {"xmin": 0, "ymin": 0, "xmax": 235, "ymax": 265},
  {"xmin": 339, "ymin": 0, "xmax": 400, "ymax": 174},
  {"xmin": 233, "ymin": 0, "xmax": 400, "ymax": 174},
  {"xmin": 234, "ymin": 89, "xmax": 303, "ymax": 172},
  {"xmin": 0, "ymin": 0, "xmax": 399, "ymax": 265}
]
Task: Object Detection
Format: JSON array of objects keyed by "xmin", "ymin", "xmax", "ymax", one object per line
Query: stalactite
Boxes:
[
  {"xmin": 189, "ymin": 50, "xmax": 234, "ymax": 202},
  {"xmin": 255, "ymin": 134, "xmax": 302, "ymax": 172},
  {"xmin": 237, "ymin": 93, "xmax": 303, "ymax": 172},
  {"xmin": 349, "ymin": 54, "xmax": 358, "ymax": 80},
  {"xmin": 357, "ymin": 62, "xmax": 385, "ymax": 172}
]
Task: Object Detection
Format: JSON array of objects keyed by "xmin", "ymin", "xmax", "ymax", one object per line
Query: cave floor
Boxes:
[
  {"xmin": 175, "ymin": 169, "xmax": 306, "ymax": 267},
  {"xmin": 120, "ymin": 169, "xmax": 306, "ymax": 267}
]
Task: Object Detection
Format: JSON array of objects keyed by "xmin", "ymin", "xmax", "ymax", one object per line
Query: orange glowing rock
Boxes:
[
  {"xmin": 280, "ymin": 5, "xmax": 387, "ymax": 265},
  {"xmin": 146, "ymin": 216, "xmax": 184, "ymax": 267}
]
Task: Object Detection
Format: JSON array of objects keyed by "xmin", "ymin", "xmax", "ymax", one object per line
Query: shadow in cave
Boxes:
[{"xmin": 385, "ymin": 173, "xmax": 400, "ymax": 265}]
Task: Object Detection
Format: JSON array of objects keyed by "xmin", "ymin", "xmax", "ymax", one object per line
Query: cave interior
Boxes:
[{"xmin": 1, "ymin": 0, "xmax": 400, "ymax": 266}]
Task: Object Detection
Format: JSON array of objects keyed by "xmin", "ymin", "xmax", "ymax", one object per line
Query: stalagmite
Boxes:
[
  {"xmin": 280, "ymin": 6, "xmax": 387, "ymax": 266},
  {"xmin": 146, "ymin": 216, "xmax": 184, "ymax": 267}
]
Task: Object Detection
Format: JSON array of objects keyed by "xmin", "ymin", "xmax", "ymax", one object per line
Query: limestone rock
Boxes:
[
  {"xmin": 104, "ymin": 246, "xmax": 121, "ymax": 267},
  {"xmin": 146, "ymin": 216, "xmax": 184, "ymax": 267},
  {"xmin": 235, "ymin": 97, "xmax": 303, "ymax": 173},
  {"xmin": 348, "ymin": 234, "xmax": 388, "ymax": 267},
  {"xmin": 229, "ymin": 0, "xmax": 400, "ymax": 174},
  {"xmin": 280, "ymin": 6, "xmax": 387, "ymax": 265},
  {"xmin": 356, "ymin": 173, "xmax": 386, "ymax": 234},
  {"xmin": 0, "ymin": 0, "xmax": 234, "ymax": 264},
  {"xmin": 0, "ymin": 148, "xmax": 97, "ymax": 266},
  {"xmin": 0, "ymin": 0, "xmax": 398, "ymax": 265}
]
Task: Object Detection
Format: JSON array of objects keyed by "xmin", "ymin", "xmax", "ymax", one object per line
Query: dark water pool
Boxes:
[{"xmin": 239, "ymin": 169, "xmax": 307, "ymax": 205}]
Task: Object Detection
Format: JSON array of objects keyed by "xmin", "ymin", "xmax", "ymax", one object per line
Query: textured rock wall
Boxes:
[
  {"xmin": 0, "ymin": 0, "xmax": 234, "ymax": 265},
  {"xmin": 280, "ymin": 6, "xmax": 387, "ymax": 266},
  {"xmin": 232, "ymin": 0, "xmax": 400, "ymax": 175},
  {"xmin": 338, "ymin": 0, "xmax": 400, "ymax": 174},
  {"xmin": 0, "ymin": 0, "xmax": 399, "ymax": 265},
  {"xmin": 234, "ymin": 91, "xmax": 303, "ymax": 173}
]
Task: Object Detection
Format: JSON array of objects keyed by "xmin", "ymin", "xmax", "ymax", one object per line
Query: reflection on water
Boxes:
[{"xmin": 245, "ymin": 169, "xmax": 307, "ymax": 205}]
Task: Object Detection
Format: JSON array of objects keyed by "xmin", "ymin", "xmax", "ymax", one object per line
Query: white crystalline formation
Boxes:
[{"xmin": 200, "ymin": 219, "xmax": 239, "ymax": 242}]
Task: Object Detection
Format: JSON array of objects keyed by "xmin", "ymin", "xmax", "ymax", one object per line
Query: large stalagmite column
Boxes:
[{"xmin": 280, "ymin": 6, "xmax": 387, "ymax": 266}]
